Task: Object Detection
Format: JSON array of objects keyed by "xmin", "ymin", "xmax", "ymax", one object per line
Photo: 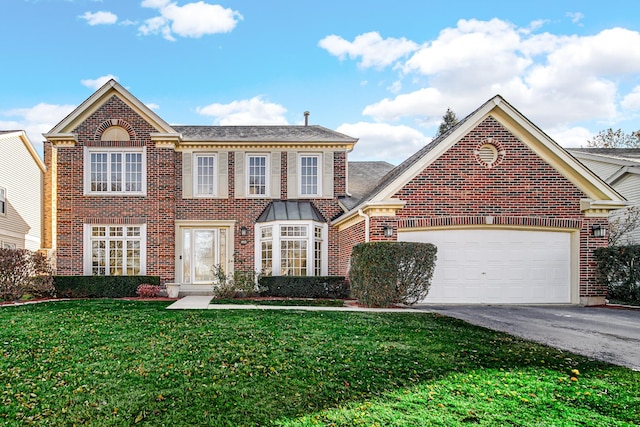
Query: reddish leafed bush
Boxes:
[
  {"xmin": 0, "ymin": 249, "xmax": 55, "ymax": 301},
  {"xmin": 136, "ymin": 284, "xmax": 164, "ymax": 298}
]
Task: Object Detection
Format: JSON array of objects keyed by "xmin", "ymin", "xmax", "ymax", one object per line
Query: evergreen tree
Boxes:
[{"xmin": 436, "ymin": 108, "xmax": 458, "ymax": 137}]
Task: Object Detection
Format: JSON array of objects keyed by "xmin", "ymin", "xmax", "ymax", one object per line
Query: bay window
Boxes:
[{"xmin": 256, "ymin": 221, "xmax": 327, "ymax": 276}]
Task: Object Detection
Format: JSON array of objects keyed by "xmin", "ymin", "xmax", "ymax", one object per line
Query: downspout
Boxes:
[{"xmin": 357, "ymin": 209, "xmax": 370, "ymax": 242}]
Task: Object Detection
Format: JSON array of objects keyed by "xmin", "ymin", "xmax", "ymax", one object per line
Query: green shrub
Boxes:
[
  {"xmin": 0, "ymin": 248, "xmax": 55, "ymax": 301},
  {"xmin": 259, "ymin": 276, "xmax": 349, "ymax": 299},
  {"xmin": 54, "ymin": 275, "xmax": 160, "ymax": 298},
  {"xmin": 594, "ymin": 245, "xmax": 640, "ymax": 305},
  {"xmin": 211, "ymin": 265, "xmax": 264, "ymax": 299},
  {"xmin": 349, "ymin": 241, "xmax": 437, "ymax": 307}
]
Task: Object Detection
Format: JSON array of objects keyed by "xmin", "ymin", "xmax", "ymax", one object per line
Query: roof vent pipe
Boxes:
[{"xmin": 304, "ymin": 111, "xmax": 310, "ymax": 126}]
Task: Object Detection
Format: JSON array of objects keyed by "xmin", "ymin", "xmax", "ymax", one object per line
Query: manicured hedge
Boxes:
[
  {"xmin": 54, "ymin": 275, "xmax": 161, "ymax": 298},
  {"xmin": 594, "ymin": 245, "xmax": 640, "ymax": 305},
  {"xmin": 349, "ymin": 241, "xmax": 437, "ymax": 307},
  {"xmin": 259, "ymin": 276, "xmax": 349, "ymax": 299}
]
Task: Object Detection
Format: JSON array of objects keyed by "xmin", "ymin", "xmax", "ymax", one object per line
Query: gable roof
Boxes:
[
  {"xmin": 44, "ymin": 79, "xmax": 178, "ymax": 144},
  {"xmin": 0, "ymin": 130, "xmax": 45, "ymax": 173},
  {"xmin": 335, "ymin": 95, "xmax": 626, "ymax": 225}
]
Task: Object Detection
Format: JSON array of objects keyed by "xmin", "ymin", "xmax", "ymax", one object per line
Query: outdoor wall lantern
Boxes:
[
  {"xmin": 240, "ymin": 226, "xmax": 248, "ymax": 236},
  {"xmin": 383, "ymin": 225, "xmax": 394, "ymax": 237},
  {"xmin": 591, "ymin": 224, "xmax": 607, "ymax": 238}
]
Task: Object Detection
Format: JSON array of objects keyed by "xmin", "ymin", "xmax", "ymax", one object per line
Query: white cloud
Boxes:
[
  {"xmin": 362, "ymin": 87, "xmax": 449, "ymax": 123},
  {"xmin": 621, "ymin": 86, "xmax": 640, "ymax": 111},
  {"xmin": 319, "ymin": 32, "xmax": 418, "ymax": 69},
  {"xmin": 81, "ymin": 75, "xmax": 118, "ymax": 91},
  {"xmin": 1, "ymin": 103, "xmax": 76, "ymax": 157},
  {"xmin": 547, "ymin": 126, "xmax": 594, "ymax": 148},
  {"xmin": 331, "ymin": 19, "xmax": 640, "ymax": 136},
  {"xmin": 80, "ymin": 11, "xmax": 118, "ymax": 26},
  {"xmin": 404, "ymin": 18, "xmax": 532, "ymax": 92},
  {"xmin": 337, "ymin": 122, "xmax": 431, "ymax": 164},
  {"xmin": 196, "ymin": 96, "xmax": 288, "ymax": 125},
  {"xmin": 139, "ymin": 0, "xmax": 242, "ymax": 41}
]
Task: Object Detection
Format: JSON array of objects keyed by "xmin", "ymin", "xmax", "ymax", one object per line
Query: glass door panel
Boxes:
[{"xmin": 182, "ymin": 229, "xmax": 219, "ymax": 283}]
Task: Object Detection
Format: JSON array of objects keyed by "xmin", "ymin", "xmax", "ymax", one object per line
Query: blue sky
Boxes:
[{"xmin": 2, "ymin": 0, "xmax": 640, "ymax": 164}]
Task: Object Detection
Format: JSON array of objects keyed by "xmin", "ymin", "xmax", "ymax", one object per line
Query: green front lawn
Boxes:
[{"xmin": 0, "ymin": 300, "xmax": 637, "ymax": 426}]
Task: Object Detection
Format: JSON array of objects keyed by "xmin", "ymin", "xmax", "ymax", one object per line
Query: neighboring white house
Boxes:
[
  {"xmin": 570, "ymin": 148, "xmax": 640, "ymax": 244},
  {"xmin": 0, "ymin": 130, "xmax": 45, "ymax": 250}
]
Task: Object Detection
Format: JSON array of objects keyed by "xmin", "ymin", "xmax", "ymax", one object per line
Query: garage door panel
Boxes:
[{"xmin": 398, "ymin": 229, "xmax": 572, "ymax": 304}]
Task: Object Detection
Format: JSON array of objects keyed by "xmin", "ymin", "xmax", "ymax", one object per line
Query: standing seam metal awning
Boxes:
[{"xmin": 256, "ymin": 201, "xmax": 325, "ymax": 222}]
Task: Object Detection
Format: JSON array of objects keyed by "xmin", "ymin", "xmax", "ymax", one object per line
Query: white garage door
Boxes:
[{"xmin": 398, "ymin": 229, "xmax": 571, "ymax": 304}]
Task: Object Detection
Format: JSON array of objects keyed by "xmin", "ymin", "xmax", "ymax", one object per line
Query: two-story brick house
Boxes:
[
  {"xmin": 44, "ymin": 80, "xmax": 626, "ymax": 305},
  {"xmin": 44, "ymin": 80, "xmax": 355, "ymax": 295}
]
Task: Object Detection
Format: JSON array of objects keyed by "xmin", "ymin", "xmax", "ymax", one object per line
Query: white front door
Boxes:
[
  {"xmin": 182, "ymin": 229, "xmax": 219, "ymax": 284},
  {"xmin": 399, "ymin": 229, "xmax": 573, "ymax": 304}
]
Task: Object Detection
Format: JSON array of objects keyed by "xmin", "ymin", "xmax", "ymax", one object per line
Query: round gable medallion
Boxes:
[{"xmin": 474, "ymin": 138, "xmax": 505, "ymax": 168}]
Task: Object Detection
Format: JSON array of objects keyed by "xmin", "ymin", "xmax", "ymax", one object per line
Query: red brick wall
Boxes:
[{"xmin": 337, "ymin": 220, "xmax": 365, "ymax": 276}]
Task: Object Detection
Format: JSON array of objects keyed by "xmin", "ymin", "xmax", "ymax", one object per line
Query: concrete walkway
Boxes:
[{"xmin": 166, "ymin": 295, "xmax": 411, "ymax": 312}]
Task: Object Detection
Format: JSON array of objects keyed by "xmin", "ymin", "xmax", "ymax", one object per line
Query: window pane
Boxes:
[
  {"xmin": 300, "ymin": 156, "xmax": 318, "ymax": 195},
  {"xmin": 126, "ymin": 241, "xmax": 141, "ymax": 275},
  {"xmin": 196, "ymin": 156, "xmax": 215, "ymax": 195},
  {"xmin": 248, "ymin": 155, "xmax": 267, "ymax": 195},
  {"xmin": 281, "ymin": 225, "xmax": 307, "ymax": 237},
  {"xmin": 182, "ymin": 229, "xmax": 191, "ymax": 283},
  {"xmin": 125, "ymin": 153, "xmax": 142, "ymax": 192},
  {"xmin": 194, "ymin": 230, "xmax": 215, "ymax": 282},
  {"xmin": 261, "ymin": 241, "xmax": 272, "ymax": 275},
  {"xmin": 109, "ymin": 226, "xmax": 123, "ymax": 237},
  {"xmin": 111, "ymin": 153, "xmax": 122, "ymax": 192},
  {"xmin": 109, "ymin": 241, "xmax": 123, "ymax": 275},
  {"xmin": 90, "ymin": 153, "xmax": 108, "ymax": 192},
  {"xmin": 281, "ymin": 240, "xmax": 307, "ymax": 276},
  {"xmin": 0, "ymin": 187, "xmax": 5, "ymax": 214},
  {"xmin": 91, "ymin": 240, "xmax": 106, "ymax": 275},
  {"xmin": 315, "ymin": 240, "xmax": 322, "ymax": 276}
]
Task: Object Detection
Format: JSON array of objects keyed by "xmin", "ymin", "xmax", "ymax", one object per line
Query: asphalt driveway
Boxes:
[{"xmin": 413, "ymin": 304, "xmax": 640, "ymax": 371}]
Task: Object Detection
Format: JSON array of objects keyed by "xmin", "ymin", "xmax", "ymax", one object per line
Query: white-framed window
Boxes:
[
  {"xmin": 256, "ymin": 221, "xmax": 327, "ymax": 276},
  {"xmin": 260, "ymin": 226, "xmax": 273, "ymax": 275},
  {"xmin": 194, "ymin": 153, "xmax": 216, "ymax": 197},
  {"xmin": 84, "ymin": 147, "xmax": 146, "ymax": 195},
  {"xmin": 2, "ymin": 242, "xmax": 16, "ymax": 249},
  {"xmin": 299, "ymin": 154, "xmax": 321, "ymax": 196},
  {"xmin": 247, "ymin": 154, "xmax": 268, "ymax": 196},
  {"xmin": 84, "ymin": 224, "xmax": 146, "ymax": 275},
  {"xmin": 0, "ymin": 187, "xmax": 5, "ymax": 215}
]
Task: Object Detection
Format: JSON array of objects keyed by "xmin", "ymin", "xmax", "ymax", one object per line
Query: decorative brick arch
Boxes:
[{"xmin": 94, "ymin": 119, "xmax": 137, "ymax": 141}]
